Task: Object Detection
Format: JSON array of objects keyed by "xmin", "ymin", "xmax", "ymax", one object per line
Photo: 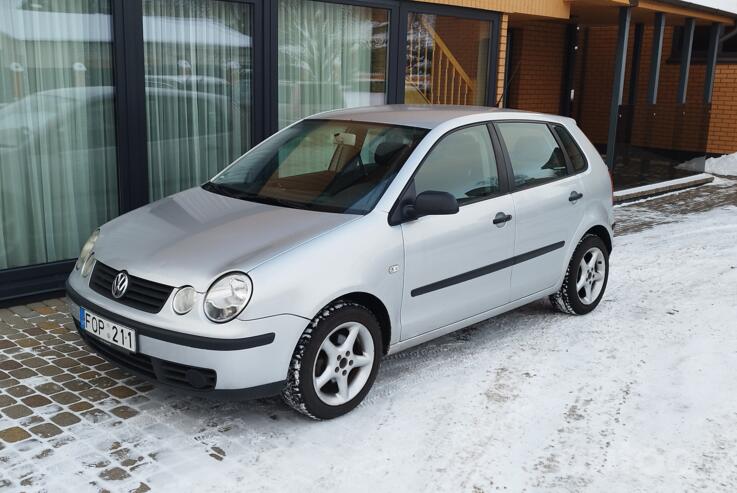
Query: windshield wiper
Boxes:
[
  {"xmin": 202, "ymin": 181, "xmax": 242, "ymax": 198},
  {"xmin": 204, "ymin": 182, "xmax": 313, "ymax": 210},
  {"xmin": 252, "ymin": 195, "xmax": 313, "ymax": 210}
]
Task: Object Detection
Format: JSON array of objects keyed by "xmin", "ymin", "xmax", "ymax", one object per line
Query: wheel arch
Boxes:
[
  {"xmin": 584, "ymin": 224, "xmax": 613, "ymax": 253},
  {"xmin": 326, "ymin": 292, "xmax": 391, "ymax": 355}
]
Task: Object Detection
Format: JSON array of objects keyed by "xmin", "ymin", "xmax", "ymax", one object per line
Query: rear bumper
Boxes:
[{"xmin": 66, "ymin": 282, "xmax": 307, "ymax": 396}]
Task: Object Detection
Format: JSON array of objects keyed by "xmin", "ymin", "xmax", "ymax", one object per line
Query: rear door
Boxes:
[
  {"xmin": 494, "ymin": 121, "xmax": 586, "ymax": 301},
  {"xmin": 399, "ymin": 123, "xmax": 515, "ymax": 340}
]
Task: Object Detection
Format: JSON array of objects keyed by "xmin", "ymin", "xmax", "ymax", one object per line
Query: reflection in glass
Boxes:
[
  {"xmin": 0, "ymin": 0, "xmax": 118, "ymax": 270},
  {"xmin": 496, "ymin": 122, "xmax": 569, "ymax": 188},
  {"xmin": 144, "ymin": 0, "xmax": 253, "ymax": 201},
  {"xmin": 209, "ymin": 120, "xmax": 427, "ymax": 214},
  {"xmin": 414, "ymin": 125, "xmax": 499, "ymax": 203},
  {"xmin": 278, "ymin": 0, "xmax": 389, "ymax": 129},
  {"xmin": 404, "ymin": 13, "xmax": 490, "ymax": 106}
]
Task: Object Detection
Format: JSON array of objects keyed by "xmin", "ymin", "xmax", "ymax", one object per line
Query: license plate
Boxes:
[{"xmin": 79, "ymin": 307, "xmax": 137, "ymax": 352}]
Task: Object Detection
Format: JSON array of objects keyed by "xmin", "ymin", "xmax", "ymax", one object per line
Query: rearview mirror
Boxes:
[{"xmin": 403, "ymin": 191, "xmax": 459, "ymax": 221}]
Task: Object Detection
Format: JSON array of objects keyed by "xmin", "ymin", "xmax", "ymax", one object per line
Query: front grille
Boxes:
[
  {"xmin": 78, "ymin": 325, "xmax": 217, "ymax": 391},
  {"xmin": 89, "ymin": 261, "xmax": 173, "ymax": 313}
]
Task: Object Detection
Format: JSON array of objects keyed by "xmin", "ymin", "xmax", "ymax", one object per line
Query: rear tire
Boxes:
[
  {"xmin": 282, "ymin": 301, "xmax": 382, "ymax": 420},
  {"xmin": 550, "ymin": 234, "xmax": 609, "ymax": 315}
]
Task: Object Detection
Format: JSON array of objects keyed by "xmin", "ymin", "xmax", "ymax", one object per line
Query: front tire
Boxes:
[
  {"xmin": 550, "ymin": 234, "xmax": 609, "ymax": 315},
  {"xmin": 282, "ymin": 301, "xmax": 382, "ymax": 420}
]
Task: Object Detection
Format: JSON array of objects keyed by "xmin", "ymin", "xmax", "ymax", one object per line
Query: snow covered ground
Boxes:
[
  {"xmin": 3, "ymin": 184, "xmax": 737, "ymax": 493},
  {"xmin": 678, "ymin": 151, "xmax": 737, "ymax": 176}
]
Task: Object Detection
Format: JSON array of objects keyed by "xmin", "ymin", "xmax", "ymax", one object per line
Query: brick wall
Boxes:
[
  {"xmin": 574, "ymin": 23, "xmax": 736, "ymax": 155},
  {"xmin": 496, "ymin": 13, "xmax": 509, "ymax": 107},
  {"xmin": 573, "ymin": 26, "xmax": 617, "ymax": 145},
  {"xmin": 506, "ymin": 21, "xmax": 567, "ymax": 114},
  {"xmin": 628, "ymin": 26, "xmax": 711, "ymax": 154},
  {"xmin": 707, "ymin": 64, "xmax": 737, "ymax": 154},
  {"xmin": 483, "ymin": 17, "xmax": 736, "ymax": 155}
]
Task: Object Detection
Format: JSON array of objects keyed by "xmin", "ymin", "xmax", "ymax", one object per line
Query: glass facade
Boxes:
[
  {"xmin": 404, "ymin": 13, "xmax": 490, "ymax": 106},
  {"xmin": 277, "ymin": 0, "xmax": 389, "ymax": 129},
  {"xmin": 0, "ymin": 0, "xmax": 499, "ymax": 299},
  {"xmin": 144, "ymin": 0, "xmax": 254, "ymax": 201},
  {"xmin": 0, "ymin": 0, "xmax": 118, "ymax": 270}
]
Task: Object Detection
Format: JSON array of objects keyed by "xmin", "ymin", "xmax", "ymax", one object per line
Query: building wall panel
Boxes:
[
  {"xmin": 506, "ymin": 21, "xmax": 567, "ymax": 114},
  {"xmin": 707, "ymin": 64, "xmax": 737, "ymax": 154}
]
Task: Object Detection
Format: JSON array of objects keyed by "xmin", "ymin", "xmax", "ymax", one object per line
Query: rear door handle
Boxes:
[
  {"xmin": 569, "ymin": 191, "xmax": 584, "ymax": 202},
  {"xmin": 493, "ymin": 212, "xmax": 513, "ymax": 225}
]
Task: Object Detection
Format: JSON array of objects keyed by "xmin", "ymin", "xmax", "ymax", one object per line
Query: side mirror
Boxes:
[{"xmin": 403, "ymin": 191, "xmax": 459, "ymax": 221}]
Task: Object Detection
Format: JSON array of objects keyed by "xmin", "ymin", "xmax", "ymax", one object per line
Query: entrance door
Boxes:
[{"xmin": 400, "ymin": 4, "xmax": 498, "ymax": 107}]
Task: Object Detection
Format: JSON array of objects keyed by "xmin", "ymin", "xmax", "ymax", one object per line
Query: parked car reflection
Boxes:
[{"xmin": 0, "ymin": 84, "xmax": 250, "ymax": 268}]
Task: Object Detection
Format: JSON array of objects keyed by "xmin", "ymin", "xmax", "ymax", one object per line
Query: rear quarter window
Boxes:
[{"xmin": 553, "ymin": 125, "xmax": 588, "ymax": 173}]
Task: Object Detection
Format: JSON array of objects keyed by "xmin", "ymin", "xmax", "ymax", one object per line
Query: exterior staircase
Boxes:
[{"xmin": 405, "ymin": 16, "xmax": 476, "ymax": 105}]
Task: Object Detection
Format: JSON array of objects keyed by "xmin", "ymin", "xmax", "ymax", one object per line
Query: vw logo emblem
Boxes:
[{"xmin": 111, "ymin": 272, "xmax": 129, "ymax": 299}]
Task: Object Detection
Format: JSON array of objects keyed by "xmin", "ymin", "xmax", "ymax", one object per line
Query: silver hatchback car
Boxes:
[{"xmin": 66, "ymin": 105, "xmax": 613, "ymax": 419}]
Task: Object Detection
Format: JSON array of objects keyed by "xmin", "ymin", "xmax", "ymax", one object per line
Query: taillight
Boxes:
[{"xmin": 609, "ymin": 169, "xmax": 615, "ymax": 205}]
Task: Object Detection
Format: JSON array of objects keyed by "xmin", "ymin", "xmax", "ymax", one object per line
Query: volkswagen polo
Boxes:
[{"xmin": 66, "ymin": 105, "xmax": 613, "ymax": 419}]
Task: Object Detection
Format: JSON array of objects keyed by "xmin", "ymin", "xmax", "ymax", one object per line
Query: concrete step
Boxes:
[{"xmin": 614, "ymin": 173, "xmax": 714, "ymax": 204}]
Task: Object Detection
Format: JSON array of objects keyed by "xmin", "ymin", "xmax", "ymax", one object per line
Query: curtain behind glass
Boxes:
[
  {"xmin": 278, "ymin": 0, "xmax": 386, "ymax": 129},
  {"xmin": 144, "ymin": 0, "xmax": 253, "ymax": 201},
  {"xmin": 0, "ymin": 0, "xmax": 118, "ymax": 270}
]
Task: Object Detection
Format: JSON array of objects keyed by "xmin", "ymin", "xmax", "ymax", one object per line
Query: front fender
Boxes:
[{"xmin": 239, "ymin": 212, "xmax": 404, "ymax": 345}]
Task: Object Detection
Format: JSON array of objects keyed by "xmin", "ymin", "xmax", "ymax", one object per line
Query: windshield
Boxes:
[{"xmin": 206, "ymin": 119, "xmax": 428, "ymax": 214}]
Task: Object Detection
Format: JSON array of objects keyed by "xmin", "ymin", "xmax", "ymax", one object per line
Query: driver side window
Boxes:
[{"xmin": 413, "ymin": 124, "xmax": 499, "ymax": 205}]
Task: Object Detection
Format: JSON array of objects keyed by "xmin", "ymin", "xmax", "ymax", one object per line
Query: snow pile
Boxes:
[{"xmin": 677, "ymin": 151, "xmax": 737, "ymax": 176}]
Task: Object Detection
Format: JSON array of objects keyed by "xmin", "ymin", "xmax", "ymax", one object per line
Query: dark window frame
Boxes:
[
  {"xmin": 1, "ymin": 0, "xmax": 503, "ymax": 303},
  {"xmin": 396, "ymin": 1, "xmax": 500, "ymax": 106},
  {"xmin": 0, "ymin": 0, "xmax": 268, "ymax": 303}
]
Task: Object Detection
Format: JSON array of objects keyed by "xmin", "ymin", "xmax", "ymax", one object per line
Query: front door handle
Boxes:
[
  {"xmin": 569, "ymin": 191, "xmax": 584, "ymax": 202},
  {"xmin": 493, "ymin": 212, "xmax": 513, "ymax": 225}
]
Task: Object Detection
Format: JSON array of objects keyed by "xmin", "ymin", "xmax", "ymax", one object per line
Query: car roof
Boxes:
[{"xmin": 308, "ymin": 104, "xmax": 562, "ymax": 129}]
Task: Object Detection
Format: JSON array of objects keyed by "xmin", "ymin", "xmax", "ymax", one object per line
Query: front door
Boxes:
[{"xmin": 400, "ymin": 124, "xmax": 515, "ymax": 341}]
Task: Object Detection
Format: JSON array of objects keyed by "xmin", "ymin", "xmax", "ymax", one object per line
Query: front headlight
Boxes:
[
  {"xmin": 204, "ymin": 273, "xmax": 252, "ymax": 323},
  {"xmin": 75, "ymin": 229, "xmax": 100, "ymax": 271},
  {"xmin": 80, "ymin": 254, "xmax": 96, "ymax": 278}
]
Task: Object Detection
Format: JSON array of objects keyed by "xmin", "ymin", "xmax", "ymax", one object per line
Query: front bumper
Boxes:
[{"xmin": 66, "ymin": 282, "xmax": 308, "ymax": 397}]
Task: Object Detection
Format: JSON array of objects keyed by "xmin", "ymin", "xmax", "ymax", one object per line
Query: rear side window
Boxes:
[
  {"xmin": 413, "ymin": 124, "xmax": 500, "ymax": 205},
  {"xmin": 553, "ymin": 125, "xmax": 588, "ymax": 173},
  {"xmin": 496, "ymin": 122, "xmax": 568, "ymax": 189}
]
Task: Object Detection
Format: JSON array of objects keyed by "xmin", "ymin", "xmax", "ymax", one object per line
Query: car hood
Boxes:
[{"xmin": 94, "ymin": 186, "xmax": 359, "ymax": 291}]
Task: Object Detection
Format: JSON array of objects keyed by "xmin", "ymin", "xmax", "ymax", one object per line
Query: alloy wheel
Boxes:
[
  {"xmin": 576, "ymin": 246, "xmax": 606, "ymax": 305},
  {"xmin": 312, "ymin": 322, "xmax": 375, "ymax": 406}
]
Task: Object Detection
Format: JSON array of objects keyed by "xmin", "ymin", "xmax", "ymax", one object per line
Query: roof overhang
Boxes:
[{"xmin": 564, "ymin": 0, "xmax": 736, "ymax": 25}]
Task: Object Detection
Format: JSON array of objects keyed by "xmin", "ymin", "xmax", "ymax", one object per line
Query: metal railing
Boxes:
[{"xmin": 406, "ymin": 17, "xmax": 476, "ymax": 105}]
